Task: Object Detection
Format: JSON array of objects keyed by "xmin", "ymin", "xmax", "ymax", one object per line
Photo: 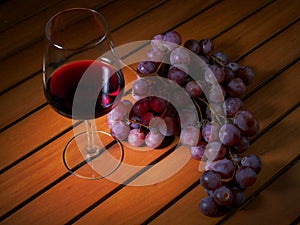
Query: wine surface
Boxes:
[{"xmin": 45, "ymin": 60, "xmax": 124, "ymax": 119}]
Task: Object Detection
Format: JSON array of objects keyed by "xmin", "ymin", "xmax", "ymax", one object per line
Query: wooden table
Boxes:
[{"xmin": 0, "ymin": 0, "xmax": 299, "ymax": 224}]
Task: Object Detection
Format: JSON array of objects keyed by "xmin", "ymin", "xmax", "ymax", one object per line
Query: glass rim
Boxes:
[{"xmin": 45, "ymin": 8, "xmax": 109, "ymax": 51}]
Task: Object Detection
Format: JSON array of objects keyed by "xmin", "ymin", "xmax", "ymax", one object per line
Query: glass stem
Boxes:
[{"xmin": 85, "ymin": 120, "xmax": 97, "ymax": 155}]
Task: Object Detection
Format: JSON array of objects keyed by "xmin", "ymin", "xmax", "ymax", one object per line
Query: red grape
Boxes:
[
  {"xmin": 110, "ymin": 121, "xmax": 130, "ymax": 141},
  {"xmin": 204, "ymin": 142, "xmax": 227, "ymax": 161},
  {"xmin": 147, "ymin": 48, "xmax": 165, "ymax": 62},
  {"xmin": 137, "ymin": 61, "xmax": 157, "ymax": 75},
  {"xmin": 199, "ymin": 196, "xmax": 218, "ymax": 217},
  {"xmin": 202, "ymin": 121, "xmax": 221, "ymax": 142},
  {"xmin": 141, "ymin": 111, "xmax": 154, "ymax": 126},
  {"xmin": 226, "ymin": 77, "xmax": 246, "ymax": 97},
  {"xmin": 190, "ymin": 142, "xmax": 206, "ymax": 160},
  {"xmin": 236, "ymin": 66, "xmax": 255, "ymax": 85},
  {"xmin": 127, "ymin": 129, "xmax": 145, "ymax": 147},
  {"xmin": 208, "ymin": 159, "xmax": 235, "ymax": 179},
  {"xmin": 200, "ymin": 170, "xmax": 222, "ymax": 190},
  {"xmin": 241, "ymin": 154, "xmax": 262, "ymax": 174},
  {"xmin": 132, "ymin": 98, "xmax": 150, "ymax": 117},
  {"xmin": 233, "ymin": 110, "xmax": 259, "ymax": 137},
  {"xmin": 149, "ymin": 96, "xmax": 167, "ymax": 114},
  {"xmin": 170, "ymin": 47, "xmax": 190, "ymax": 65},
  {"xmin": 163, "ymin": 30, "xmax": 182, "ymax": 50},
  {"xmin": 219, "ymin": 124, "xmax": 241, "ymax": 146},
  {"xmin": 199, "ymin": 39, "xmax": 214, "ymax": 56},
  {"xmin": 232, "ymin": 135, "xmax": 249, "ymax": 154},
  {"xmin": 185, "ymin": 81, "xmax": 202, "ymax": 98},
  {"xmin": 224, "ymin": 97, "xmax": 244, "ymax": 117},
  {"xmin": 207, "ymin": 65, "xmax": 225, "ymax": 84},
  {"xmin": 132, "ymin": 78, "xmax": 150, "ymax": 96},
  {"xmin": 184, "ymin": 39, "xmax": 200, "ymax": 54},
  {"xmin": 235, "ymin": 166, "xmax": 257, "ymax": 188},
  {"xmin": 231, "ymin": 189, "xmax": 245, "ymax": 207},
  {"xmin": 168, "ymin": 65, "xmax": 188, "ymax": 85},
  {"xmin": 163, "ymin": 116, "xmax": 180, "ymax": 136},
  {"xmin": 145, "ymin": 130, "xmax": 163, "ymax": 149},
  {"xmin": 213, "ymin": 186, "xmax": 233, "ymax": 206},
  {"xmin": 151, "ymin": 34, "xmax": 166, "ymax": 51},
  {"xmin": 227, "ymin": 62, "xmax": 240, "ymax": 72},
  {"xmin": 180, "ymin": 125, "xmax": 201, "ymax": 146}
]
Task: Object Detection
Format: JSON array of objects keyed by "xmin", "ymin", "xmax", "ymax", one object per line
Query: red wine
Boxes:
[{"xmin": 45, "ymin": 60, "xmax": 124, "ymax": 119}]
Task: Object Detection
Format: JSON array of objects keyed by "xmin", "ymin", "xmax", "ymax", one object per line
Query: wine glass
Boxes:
[{"xmin": 43, "ymin": 8, "xmax": 125, "ymax": 179}]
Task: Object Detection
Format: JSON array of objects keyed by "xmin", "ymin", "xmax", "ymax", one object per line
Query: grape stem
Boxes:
[
  {"xmin": 196, "ymin": 97, "xmax": 223, "ymax": 126},
  {"xmin": 228, "ymin": 148, "xmax": 240, "ymax": 169},
  {"xmin": 210, "ymin": 55, "xmax": 225, "ymax": 67},
  {"xmin": 155, "ymin": 53, "xmax": 167, "ymax": 73},
  {"xmin": 127, "ymin": 119, "xmax": 149, "ymax": 129},
  {"xmin": 192, "ymin": 99, "xmax": 203, "ymax": 125}
]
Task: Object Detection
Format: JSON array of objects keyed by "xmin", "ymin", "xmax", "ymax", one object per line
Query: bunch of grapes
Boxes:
[
  {"xmin": 106, "ymin": 30, "xmax": 262, "ymax": 217},
  {"xmin": 107, "ymin": 95, "xmax": 180, "ymax": 149}
]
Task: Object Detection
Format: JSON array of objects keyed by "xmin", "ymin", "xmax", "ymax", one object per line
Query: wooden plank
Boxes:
[
  {"xmin": 0, "ymin": 1, "xmax": 293, "ymax": 127},
  {"xmin": 0, "ymin": 120, "xmax": 180, "ymax": 223},
  {"xmin": 0, "ymin": 0, "xmax": 131, "ymax": 60},
  {"xmin": 0, "ymin": 0, "xmax": 62, "ymax": 31},
  {"xmin": 0, "ymin": 142, "xmax": 199, "ymax": 225},
  {"xmin": 1, "ymin": 0, "xmax": 299, "ymax": 168},
  {"xmin": 58, "ymin": 61, "xmax": 300, "ymax": 225},
  {"xmin": 0, "ymin": 75, "xmax": 45, "ymax": 130},
  {"xmin": 0, "ymin": 64, "xmax": 137, "ymax": 171},
  {"xmin": 0, "ymin": 106, "xmax": 71, "ymax": 171},
  {"xmin": 0, "ymin": 0, "xmax": 218, "ymax": 159},
  {"xmin": 0, "ymin": 0, "xmax": 166, "ymax": 92},
  {"xmin": 175, "ymin": 0, "xmax": 274, "ymax": 40},
  {"xmin": 239, "ymin": 22, "xmax": 300, "ymax": 96},
  {"xmin": 2, "ymin": 41, "xmax": 298, "ymax": 225},
  {"xmin": 1, "ymin": 0, "xmax": 298, "ymax": 223},
  {"xmin": 222, "ymin": 160, "xmax": 300, "ymax": 225},
  {"xmin": 148, "ymin": 108, "xmax": 300, "ymax": 225},
  {"xmin": 0, "ymin": 0, "xmax": 166, "ymax": 128},
  {"xmin": 212, "ymin": 0, "xmax": 300, "ymax": 61},
  {"xmin": 0, "ymin": 0, "xmax": 298, "ymax": 184},
  {"xmin": 0, "ymin": 65, "xmax": 171, "ymax": 216},
  {"xmin": 245, "ymin": 61, "xmax": 300, "ymax": 130}
]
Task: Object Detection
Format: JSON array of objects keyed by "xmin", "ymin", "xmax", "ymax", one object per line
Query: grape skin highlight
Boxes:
[{"xmin": 106, "ymin": 31, "xmax": 262, "ymax": 218}]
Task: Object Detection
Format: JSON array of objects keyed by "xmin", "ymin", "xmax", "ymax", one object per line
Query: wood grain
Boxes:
[
  {"xmin": 149, "ymin": 108, "xmax": 300, "ymax": 225},
  {"xmin": 1, "ymin": 0, "xmax": 298, "ymax": 168},
  {"xmin": 0, "ymin": 0, "xmax": 165, "ymax": 92},
  {"xmin": 223, "ymin": 159, "xmax": 300, "ymax": 225},
  {"xmin": 1, "ymin": 0, "xmax": 299, "ymax": 224},
  {"xmin": 2, "ymin": 25, "xmax": 298, "ymax": 225}
]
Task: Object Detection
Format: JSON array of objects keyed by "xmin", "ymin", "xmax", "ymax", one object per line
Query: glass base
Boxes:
[{"xmin": 63, "ymin": 130, "xmax": 124, "ymax": 180}]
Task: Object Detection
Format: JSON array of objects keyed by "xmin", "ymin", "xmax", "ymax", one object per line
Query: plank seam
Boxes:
[
  {"xmin": 216, "ymin": 155, "xmax": 300, "ymax": 225},
  {"xmin": 0, "ymin": 0, "xmax": 218, "ymax": 96},
  {"xmin": 64, "ymin": 144, "xmax": 179, "ymax": 225},
  {"xmin": 0, "ymin": 0, "xmax": 64, "ymax": 33},
  {"xmin": 0, "ymin": 0, "xmax": 298, "ymax": 221},
  {"xmin": 141, "ymin": 102, "xmax": 299, "ymax": 225},
  {"xmin": 289, "ymin": 214, "xmax": 300, "ymax": 225},
  {"xmin": 0, "ymin": 0, "xmax": 161, "ymax": 96},
  {"xmin": 0, "ymin": 0, "xmax": 116, "ymax": 61},
  {"xmin": 234, "ymin": 18, "xmax": 300, "ymax": 63},
  {"xmin": 211, "ymin": 0, "xmax": 276, "ymax": 40},
  {"xmin": 0, "ymin": 120, "xmax": 80, "ymax": 174},
  {"xmin": 242, "ymin": 55, "xmax": 300, "ymax": 101},
  {"xmin": 0, "ymin": 0, "xmax": 115, "ymax": 33}
]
